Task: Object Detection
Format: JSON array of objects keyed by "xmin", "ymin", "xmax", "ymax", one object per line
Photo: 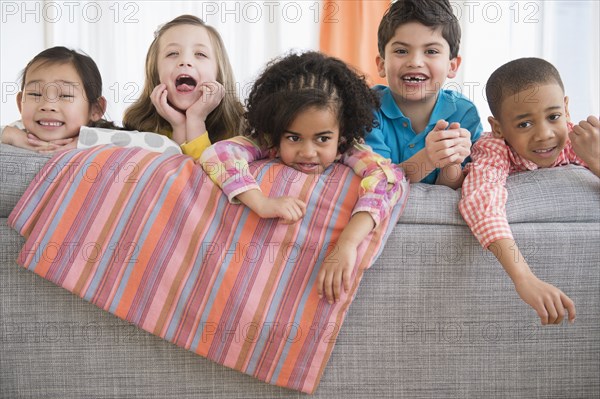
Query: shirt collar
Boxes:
[{"xmin": 376, "ymin": 86, "xmax": 459, "ymax": 125}]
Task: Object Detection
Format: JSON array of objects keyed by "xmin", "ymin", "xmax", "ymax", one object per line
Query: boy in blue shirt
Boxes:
[{"xmin": 366, "ymin": 0, "xmax": 483, "ymax": 187}]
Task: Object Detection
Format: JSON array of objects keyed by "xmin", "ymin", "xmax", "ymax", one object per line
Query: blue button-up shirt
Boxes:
[{"xmin": 366, "ymin": 85, "xmax": 483, "ymax": 184}]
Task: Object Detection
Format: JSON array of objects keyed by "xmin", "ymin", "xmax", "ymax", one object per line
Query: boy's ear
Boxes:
[
  {"xmin": 447, "ymin": 55, "xmax": 462, "ymax": 79},
  {"xmin": 90, "ymin": 96, "xmax": 107, "ymax": 122},
  {"xmin": 376, "ymin": 54, "xmax": 386, "ymax": 78},
  {"xmin": 488, "ymin": 116, "xmax": 503, "ymax": 138},
  {"xmin": 564, "ymin": 95, "xmax": 570, "ymax": 122},
  {"xmin": 16, "ymin": 92, "xmax": 23, "ymax": 114}
]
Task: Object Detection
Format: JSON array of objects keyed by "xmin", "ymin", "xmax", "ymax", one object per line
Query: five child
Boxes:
[{"xmin": 1, "ymin": 0, "xmax": 598, "ymax": 324}]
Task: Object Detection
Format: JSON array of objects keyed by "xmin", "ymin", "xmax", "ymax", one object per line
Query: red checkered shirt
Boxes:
[{"xmin": 459, "ymin": 126, "xmax": 585, "ymax": 248}]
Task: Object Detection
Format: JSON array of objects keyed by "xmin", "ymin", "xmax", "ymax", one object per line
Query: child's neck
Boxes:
[{"xmin": 393, "ymin": 94, "xmax": 438, "ymax": 134}]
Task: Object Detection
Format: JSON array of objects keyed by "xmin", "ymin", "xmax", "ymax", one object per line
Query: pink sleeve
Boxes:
[
  {"xmin": 339, "ymin": 143, "xmax": 409, "ymax": 227},
  {"xmin": 198, "ymin": 136, "xmax": 270, "ymax": 203}
]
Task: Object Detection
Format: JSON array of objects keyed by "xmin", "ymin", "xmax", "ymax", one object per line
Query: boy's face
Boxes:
[
  {"xmin": 376, "ymin": 21, "xmax": 460, "ymax": 108},
  {"xmin": 489, "ymin": 83, "xmax": 570, "ymax": 168},
  {"xmin": 17, "ymin": 61, "xmax": 101, "ymax": 142}
]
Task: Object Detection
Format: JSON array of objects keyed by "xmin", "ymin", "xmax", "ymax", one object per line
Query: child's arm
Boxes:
[
  {"xmin": 340, "ymin": 143, "xmax": 409, "ymax": 228},
  {"xmin": 1, "ymin": 125, "xmax": 74, "ymax": 153},
  {"xmin": 489, "ymin": 238, "xmax": 575, "ymax": 325},
  {"xmin": 151, "ymin": 83, "xmax": 187, "ymax": 144},
  {"xmin": 570, "ymin": 115, "xmax": 600, "ymax": 177},
  {"xmin": 236, "ymin": 189, "xmax": 306, "ymax": 224},
  {"xmin": 459, "ymin": 136, "xmax": 575, "ymax": 325},
  {"xmin": 319, "ymin": 144, "xmax": 408, "ymax": 303},
  {"xmin": 185, "ymin": 81, "xmax": 225, "ymax": 143},
  {"xmin": 316, "ymin": 211, "xmax": 374, "ymax": 304},
  {"xmin": 198, "ymin": 136, "xmax": 308, "ymax": 223}
]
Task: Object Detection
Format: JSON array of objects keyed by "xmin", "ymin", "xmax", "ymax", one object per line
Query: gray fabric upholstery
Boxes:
[{"xmin": 1, "ymin": 143, "xmax": 599, "ymax": 398}]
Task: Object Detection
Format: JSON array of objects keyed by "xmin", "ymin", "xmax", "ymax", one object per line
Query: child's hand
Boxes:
[
  {"xmin": 317, "ymin": 240, "xmax": 356, "ymax": 304},
  {"xmin": 151, "ymin": 83, "xmax": 186, "ymax": 142},
  {"xmin": 187, "ymin": 81, "xmax": 225, "ymax": 122},
  {"xmin": 236, "ymin": 189, "xmax": 306, "ymax": 223},
  {"xmin": 513, "ymin": 273, "xmax": 576, "ymax": 325},
  {"xmin": 255, "ymin": 197, "xmax": 307, "ymax": 224},
  {"xmin": 27, "ymin": 133, "xmax": 76, "ymax": 154},
  {"xmin": 425, "ymin": 120, "xmax": 472, "ymax": 168},
  {"xmin": 1, "ymin": 126, "xmax": 30, "ymax": 148},
  {"xmin": 1, "ymin": 126, "xmax": 74, "ymax": 153},
  {"xmin": 570, "ymin": 115, "xmax": 600, "ymax": 176}
]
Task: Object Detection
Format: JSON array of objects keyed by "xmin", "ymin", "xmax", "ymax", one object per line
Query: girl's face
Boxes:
[
  {"xmin": 278, "ymin": 106, "xmax": 340, "ymax": 174},
  {"xmin": 17, "ymin": 61, "xmax": 102, "ymax": 141},
  {"xmin": 156, "ymin": 24, "xmax": 219, "ymax": 112}
]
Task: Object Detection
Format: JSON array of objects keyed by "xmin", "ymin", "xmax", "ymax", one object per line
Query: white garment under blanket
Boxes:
[
  {"xmin": 78, "ymin": 127, "xmax": 182, "ymax": 155},
  {"xmin": 0, "ymin": 120, "xmax": 181, "ymax": 155}
]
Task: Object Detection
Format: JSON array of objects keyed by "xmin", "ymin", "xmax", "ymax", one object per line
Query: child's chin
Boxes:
[{"xmin": 167, "ymin": 96, "xmax": 196, "ymax": 112}]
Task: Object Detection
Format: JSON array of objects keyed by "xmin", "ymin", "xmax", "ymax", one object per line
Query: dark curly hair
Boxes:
[{"xmin": 244, "ymin": 51, "xmax": 380, "ymax": 154}]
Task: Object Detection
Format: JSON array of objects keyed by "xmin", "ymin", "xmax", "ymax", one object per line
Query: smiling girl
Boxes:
[
  {"xmin": 123, "ymin": 15, "xmax": 244, "ymax": 158},
  {"xmin": 0, "ymin": 46, "xmax": 111, "ymax": 152}
]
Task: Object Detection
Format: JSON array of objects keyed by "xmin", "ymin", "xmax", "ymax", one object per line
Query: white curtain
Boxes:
[
  {"xmin": 1, "ymin": 0, "xmax": 320, "ymax": 125},
  {"xmin": 1, "ymin": 1, "xmax": 598, "ymax": 129}
]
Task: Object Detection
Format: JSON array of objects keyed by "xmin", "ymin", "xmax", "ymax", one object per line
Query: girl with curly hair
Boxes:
[{"xmin": 200, "ymin": 51, "xmax": 408, "ymax": 305}]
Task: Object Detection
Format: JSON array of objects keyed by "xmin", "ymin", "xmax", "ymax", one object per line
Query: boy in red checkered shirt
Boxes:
[{"xmin": 459, "ymin": 58, "xmax": 599, "ymax": 325}]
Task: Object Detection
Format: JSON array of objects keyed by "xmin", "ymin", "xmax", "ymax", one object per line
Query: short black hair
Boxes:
[
  {"xmin": 21, "ymin": 46, "xmax": 114, "ymax": 128},
  {"xmin": 378, "ymin": 0, "xmax": 461, "ymax": 58},
  {"xmin": 244, "ymin": 51, "xmax": 380, "ymax": 154},
  {"xmin": 21, "ymin": 46, "xmax": 103, "ymax": 106},
  {"xmin": 486, "ymin": 57, "xmax": 564, "ymax": 118}
]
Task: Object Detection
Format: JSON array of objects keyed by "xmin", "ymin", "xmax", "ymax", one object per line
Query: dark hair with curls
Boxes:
[
  {"xmin": 244, "ymin": 51, "xmax": 380, "ymax": 154},
  {"xmin": 486, "ymin": 57, "xmax": 564, "ymax": 119},
  {"xmin": 20, "ymin": 46, "xmax": 113, "ymax": 128},
  {"xmin": 378, "ymin": 0, "xmax": 461, "ymax": 59}
]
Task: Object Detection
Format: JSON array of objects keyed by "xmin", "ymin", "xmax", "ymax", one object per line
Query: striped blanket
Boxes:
[{"xmin": 8, "ymin": 146, "xmax": 402, "ymax": 393}]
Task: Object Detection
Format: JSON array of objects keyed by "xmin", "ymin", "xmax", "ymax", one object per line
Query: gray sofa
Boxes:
[{"xmin": 1, "ymin": 143, "xmax": 599, "ymax": 398}]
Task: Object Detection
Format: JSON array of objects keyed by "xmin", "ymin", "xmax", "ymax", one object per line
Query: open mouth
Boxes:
[
  {"xmin": 402, "ymin": 74, "xmax": 428, "ymax": 83},
  {"xmin": 175, "ymin": 74, "xmax": 197, "ymax": 92},
  {"xmin": 37, "ymin": 120, "xmax": 64, "ymax": 127},
  {"xmin": 533, "ymin": 147, "xmax": 556, "ymax": 154}
]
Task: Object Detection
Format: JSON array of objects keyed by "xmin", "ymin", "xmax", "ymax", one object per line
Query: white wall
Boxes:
[
  {"xmin": 1, "ymin": 1, "xmax": 598, "ymax": 129},
  {"xmin": 0, "ymin": 0, "xmax": 320, "ymax": 125}
]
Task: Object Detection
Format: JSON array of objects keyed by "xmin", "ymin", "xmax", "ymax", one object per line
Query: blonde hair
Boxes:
[{"xmin": 123, "ymin": 15, "xmax": 243, "ymax": 142}]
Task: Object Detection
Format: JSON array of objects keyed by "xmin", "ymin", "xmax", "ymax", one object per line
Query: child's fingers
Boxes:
[
  {"xmin": 316, "ymin": 269, "xmax": 324, "ymax": 298},
  {"xmin": 49, "ymin": 138, "xmax": 74, "ymax": 146},
  {"xmin": 150, "ymin": 84, "xmax": 165, "ymax": 104},
  {"xmin": 448, "ymin": 122, "xmax": 460, "ymax": 130},
  {"xmin": 561, "ymin": 293, "xmax": 576, "ymax": 323},
  {"xmin": 332, "ymin": 270, "xmax": 343, "ymax": 303},
  {"xmin": 572, "ymin": 122, "xmax": 591, "ymax": 135},
  {"xmin": 551, "ymin": 297, "xmax": 566, "ymax": 325},
  {"xmin": 342, "ymin": 267, "xmax": 352, "ymax": 293},
  {"xmin": 535, "ymin": 301, "xmax": 549, "ymax": 325},
  {"xmin": 585, "ymin": 115, "xmax": 599, "ymax": 127},
  {"xmin": 433, "ymin": 119, "xmax": 449, "ymax": 131},
  {"xmin": 323, "ymin": 271, "xmax": 335, "ymax": 304}
]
